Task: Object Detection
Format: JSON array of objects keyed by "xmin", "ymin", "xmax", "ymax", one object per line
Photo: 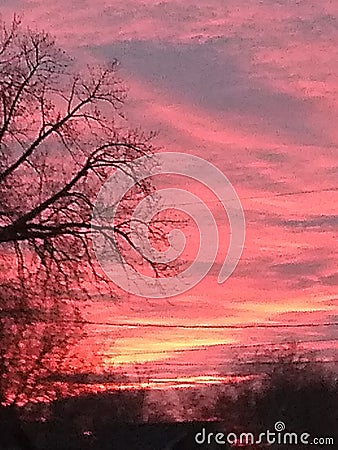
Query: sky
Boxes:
[{"xmin": 1, "ymin": 0, "xmax": 337, "ymax": 384}]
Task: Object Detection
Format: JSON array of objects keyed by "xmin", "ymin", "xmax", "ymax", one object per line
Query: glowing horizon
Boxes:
[{"xmin": 1, "ymin": 0, "xmax": 337, "ymax": 383}]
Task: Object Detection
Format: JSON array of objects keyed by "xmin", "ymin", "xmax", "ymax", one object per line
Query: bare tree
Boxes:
[
  {"xmin": 0, "ymin": 17, "xmax": 171, "ymax": 442},
  {"xmin": 214, "ymin": 345, "xmax": 338, "ymax": 448},
  {"xmin": 0, "ymin": 16, "xmax": 164, "ymax": 293}
]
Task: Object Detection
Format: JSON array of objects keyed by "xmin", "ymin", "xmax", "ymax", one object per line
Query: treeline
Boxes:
[{"xmin": 6, "ymin": 348, "xmax": 335, "ymax": 449}]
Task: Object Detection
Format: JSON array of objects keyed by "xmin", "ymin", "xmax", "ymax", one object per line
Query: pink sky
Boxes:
[{"xmin": 2, "ymin": 0, "xmax": 337, "ymax": 382}]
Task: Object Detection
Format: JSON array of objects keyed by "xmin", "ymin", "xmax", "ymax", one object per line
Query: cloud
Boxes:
[
  {"xmin": 1, "ymin": 0, "xmax": 337, "ymax": 370},
  {"xmin": 320, "ymin": 273, "xmax": 338, "ymax": 287},
  {"xmin": 91, "ymin": 39, "xmax": 335, "ymax": 147},
  {"xmin": 271, "ymin": 260, "xmax": 323, "ymax": 277},
  {"xmin": 275, "ymin": 215, "xmax": 338, "ymax": 231},
  {"xmin": 256, "ymin": 151, "xmax": 288, "ymax": 164}
]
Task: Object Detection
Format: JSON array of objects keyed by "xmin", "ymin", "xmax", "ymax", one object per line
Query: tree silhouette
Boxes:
[
  {"xmin": 215, "ymin": 346, "xmax": 337, "ymax": 448},
  {"xmin": 0, "ymin": 16, "xmax": 172, "ymax": 448},
  {"xmin": 249, "ymin": 348, "xmax": 338, "ymax": 448}
]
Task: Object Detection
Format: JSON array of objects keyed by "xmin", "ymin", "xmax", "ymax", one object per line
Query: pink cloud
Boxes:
[{"xmin": 1, "ymin": 0, "xmax": 337, "ymax": 375}]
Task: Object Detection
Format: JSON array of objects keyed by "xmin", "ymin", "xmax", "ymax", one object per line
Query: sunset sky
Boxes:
[{"xmin": 2, "ymin": 0, "xmax": 337, "ymax": 384}]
